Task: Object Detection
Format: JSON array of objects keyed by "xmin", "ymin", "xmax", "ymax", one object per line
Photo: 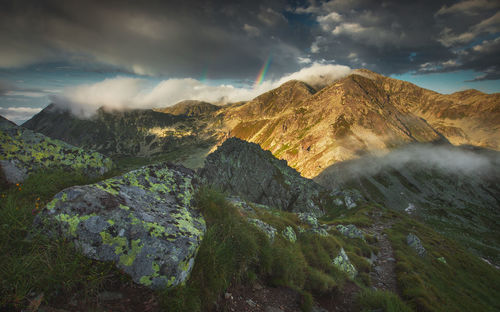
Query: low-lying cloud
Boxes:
[
  {"xmin": 317, "ymin": 144, "xmax": 499, "ymax": 185},
  {"xmin": 50, "ymin": 63, "xmax": 352, "ymax": 118}
]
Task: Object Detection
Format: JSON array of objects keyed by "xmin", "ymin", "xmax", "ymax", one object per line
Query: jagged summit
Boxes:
[{"xmin": 199, "ymin": 137, "xmax": 325, "ymax": 216}]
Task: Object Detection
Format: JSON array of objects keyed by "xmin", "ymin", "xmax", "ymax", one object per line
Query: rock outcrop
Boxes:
[
  {"xmin": 0, "ymin": 115, "xmax": 112, "ymax": 184},
  {"xmin": 336, "ymin": 224, "xmax": 365, "ymax": 240},
  {"xmin": 199, "ymin": 138, "xmax": 325, "ymax": 216},
  {"xmin": 332, "ymin": 248, "xmax": 357, "ymax": 279},
  {"xmin": 34, "ymin": 163, "xmax": 205, "ymax": 290},
  {"xmin": 407, "ymin": 233, "xmax": 426, "ymax": 257}
]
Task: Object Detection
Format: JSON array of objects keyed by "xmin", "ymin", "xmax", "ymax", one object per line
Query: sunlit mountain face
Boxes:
[
  {"xmin": 0, "ymin": 0, "xmax": 499, "ymax": 124},
  {"xmin": 2, "ymin": 1, "xmax": 500, "ymax": 312}
]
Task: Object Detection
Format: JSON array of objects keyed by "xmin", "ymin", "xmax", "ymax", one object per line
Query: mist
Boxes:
[
  {"xmin": 316, "ymin": 144, "xmax": 500, "ymax": 184},
  {"xmin": 49, "ymin": 63, "xmax": 351, "ymax": 118}
]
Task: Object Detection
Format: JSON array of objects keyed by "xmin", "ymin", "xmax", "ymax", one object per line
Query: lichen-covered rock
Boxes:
[
  {"xmin": 298, "ymin": 212, "xmax": 319, "ymax": 228},
  {"xmin": 332, "ymin": 248, "xmax": 357, "ymax": 279},
  {"xmin": 282, "ymin": 226, "xmax": 297, "ymax": 243},
  {"xmin": 0, "ymin": 116, "xmax": 112, "ymax": 184},
  {"xmin": 248, "ymin": 218, "xmax": 277, "ymax": 242},
  {"xmin": 34, "ymin": 163, "xmax": 205, "ymax": 290},
  {"xmin": 336, "ymin": 224, "xmax": 365, "ymax": 240},
  {"xmin": 298, "ymin": 212, "xmax": 329, "ymax": 236},
  {"xmin": 226, "ymin": 196, "xmax": 256, "ymax": 213},
  {"xmin": 199, "ymin": 138, "xmax": 325, "ymax": 216},
  {"xmin": 407, "ymin": 233, "xmax": 426, "ymax": 257}
]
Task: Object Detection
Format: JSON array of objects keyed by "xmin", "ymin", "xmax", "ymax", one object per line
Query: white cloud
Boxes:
[
  {"xmin": 243, "ymin": 24, "xmax": 261, "ymax": 37},
  {"xmin": 52, "ymin": 63, "xmax": 352, "ymax": 117},
  {"xmin": 317, "ymin": 12, "xmax": 343, "ymax": 31},
  {"xmin": 276, "ymin": 63, "xmax": 352, "ymax": 88},
  {"xmin": 297, "ymin": 56, "xmax": 312, "ymax": 64},
  {"xmin": 0, "ymin": 106, "xmax": 43, "ymax": 124}
]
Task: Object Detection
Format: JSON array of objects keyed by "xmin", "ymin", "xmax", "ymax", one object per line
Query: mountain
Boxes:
[
  {"xmin": 5, "ymin": 71, "xmax": 500, "ymax": 312},
  {"xmin": 315, "ymin": 143, "xmax": 500, "ymax": 266},
  {"xmin": 353, "ymin": 69, "xmax": 500, "ymax": 150},
  {"xmin": 154, "ymin": 100, "xmax": 220, "ymax": 116},
  {"xmin": 23, "ymin": 104, "xmax": 222, "ymax": 168},
  {"xmin": 23, "ymin": 70, "xmax": 499, "ymax": 178},
  {"xmin": 218, "ymin": 69, "xmax": 499, "ymax": 177}
]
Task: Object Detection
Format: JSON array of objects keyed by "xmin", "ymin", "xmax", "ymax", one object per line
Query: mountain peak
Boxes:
[{"xmin": 155, "ymin": 100, "xmax": 219, "ymax": 116}]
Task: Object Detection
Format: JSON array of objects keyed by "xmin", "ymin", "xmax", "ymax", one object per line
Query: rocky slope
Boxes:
[
  {"xmin": 23, "ymin": 104, "xmax": 221, "ymax": 160},
  {"xmin": 315, "ymin": 143, "xmax": 500, "ymax": 266},
  {"xmin": 199, "ymin": 137, "xmax": 327, "ymax": 216},
  {"xmin": 0, "ymin": 114, "xmax": 112, "ymax": 184}
]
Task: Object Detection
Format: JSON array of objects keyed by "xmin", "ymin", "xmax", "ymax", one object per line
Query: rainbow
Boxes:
[{"xmin": 254, "ymin": 55, "xmax": 272, "ymax": 88}]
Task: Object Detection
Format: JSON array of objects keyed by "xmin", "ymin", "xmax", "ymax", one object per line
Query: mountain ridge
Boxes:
[{"xmin": 23, "ymin": 69, "xmax": 500, "ymax": 178}]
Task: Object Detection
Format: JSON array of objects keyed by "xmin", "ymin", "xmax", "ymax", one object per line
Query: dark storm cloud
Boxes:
[
  {"xmin": 0, "ymin": 0, "xmax": 499, "ymax": 80},
  {"xmin": 296, "ymin": 0, "xmax": 500, "ymax": 79},
  {"xmin": 0, "ymin": 0, "xmax": 311, "ymax": 79}
]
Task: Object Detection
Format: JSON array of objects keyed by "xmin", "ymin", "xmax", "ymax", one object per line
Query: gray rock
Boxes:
[
  {"xmin": 282, "ymin": 226, "xmax": 297, "ymax": 243},
  {"xmin": 34, "ymin": 163, "xmax": 205, "ymax": 290},
  {"xmin": 0, "ymin": 117, "xmax": 112, "ymax": 184},
  {"xmin": 407, "ymin": 233, "xmax": 426, "ymax": 257},
  {"xmin": 199, "ymin": 138, "xmax": 325, "ymax": 216},
  {"xmin": 0, "ymin": 159, "xmax": 27, "ymax": 184},
  {"xmin": 336, "ymin": 224, "xmax": 365, "ymax": 240},
  {"xmin": 332, "ymin": 248, "xmax": 357, "ymax": 279},
  {"xmin": 248, "ymin": 218, "xmax": 277, "ymax": 242}
]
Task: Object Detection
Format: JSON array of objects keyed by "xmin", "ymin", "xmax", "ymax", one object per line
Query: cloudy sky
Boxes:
[{"xmin": 0, "ymin": 0, "xmax": 499, "ymax": 123}]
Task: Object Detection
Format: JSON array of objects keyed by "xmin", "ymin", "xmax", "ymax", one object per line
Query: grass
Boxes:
[
  {"xmin": 159, "ymin": 188, "xmax": 383, "ymax": 311},
  {"xmin": 385, "ymin": 210, "xmax": 500, "ymax": 312},
  {"xmin": 356, "ymin": 289, "xmax": 413, "ymax": 312},
  {"xmin": 3, "ymin": 165, "xmax": 499, "ymax": 312},
  {"xmin": 0, "ymin": 169, "xmax": 126, "ymax": 311}
]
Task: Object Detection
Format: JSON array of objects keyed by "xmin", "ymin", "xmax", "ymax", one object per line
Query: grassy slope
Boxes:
[{"xmin": 1, "ymin": 164, "xmax": 498, "ymax": 311}]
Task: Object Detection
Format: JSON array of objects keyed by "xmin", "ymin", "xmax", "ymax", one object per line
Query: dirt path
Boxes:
[{"xmin": 365, "ymin": 217, "xmax": 398, "ymax": 294}]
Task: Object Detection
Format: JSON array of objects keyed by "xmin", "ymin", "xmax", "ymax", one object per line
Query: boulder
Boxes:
[
  {"xmin": 199, "ymin": 138, "xmax": 325, "ymax": 216},
  {"xmin": 407, "ymin": 233, "xmax": 426, "ymax": 257},
  {"xmin": 34, "ymin": 163, "xmax": 205, "ymax": 290},
  {"xmin": 0, "ymin": 116, "xmax": 112, "ymax": 184},
  {"xmin": 332, "ymin": 248, "xmax": 357, "ymax": 279},
  {"xmin": 248, "ymin": 218, "xmax": 277, "ymax": 242},
  {"xmin": 336, "ymin": 224, "xmax": 365, "ymax": 240}
]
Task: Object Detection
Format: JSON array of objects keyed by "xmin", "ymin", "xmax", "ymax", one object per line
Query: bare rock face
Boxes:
[
  {"xmin": 0, "ymin": 115, "xmax": 112, "ymax": 184},
  {"xmin": 34, "ymin": 163, "xmax": 206, "ymax": 290},
  {"xmin": 199, "ymin": 137, "xmax": 326, "ymax": 216}
]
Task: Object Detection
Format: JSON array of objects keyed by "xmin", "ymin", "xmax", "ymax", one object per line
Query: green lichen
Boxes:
[
  {"xmin": 171, "ymin": 210, "xmax": 205, "ymax": 238},
  {"xmin": 282, "ymin": 226, "xmax": 297, "ymax": 243},
  {"xmin": 100, "ymin": 232, "xmax": 143, "ymax": 267},
  {"xmin": 143, "ymin": 221, "xmax": 166, "ymax": 237},
  {"xmin": 55, "ymin": 213, "xmax": 81, "ymax": 236},
  {"xmin": 139, "ymin": 261, "xmax": 161, "ymax": 287}
]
